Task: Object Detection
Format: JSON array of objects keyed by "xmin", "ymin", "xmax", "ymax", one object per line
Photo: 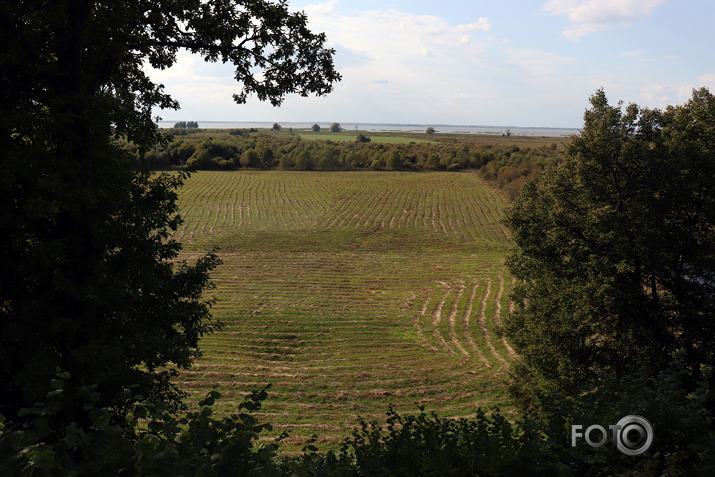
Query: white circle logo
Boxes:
[{"xmin": 614, "ymin": 415, "xmax": 654, "ymax": 456}]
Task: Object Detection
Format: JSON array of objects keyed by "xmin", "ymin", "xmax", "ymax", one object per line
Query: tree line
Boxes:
[
  {"xmin": 173, "ymin": 121, "xmax": 200, "ymax": 129},
  {"xmin": 273, "ymin": 122, "xmax": 343, "ymax": 132},
  {"xmin": 125, "ymin": 134, "xmax": 561, "ymax": 200}
]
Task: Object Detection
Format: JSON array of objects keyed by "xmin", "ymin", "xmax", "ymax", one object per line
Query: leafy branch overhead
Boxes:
[
  {"xmin": 4, "ymin": 0, "xmax": 340, "ymax": 150},
  {"xmin": 0, "ymin": 0, "xmax": 341, "ymax": 427},
  {"xmin": 135, "ymin": 1, "xmax": 341, "ymax": 105}
]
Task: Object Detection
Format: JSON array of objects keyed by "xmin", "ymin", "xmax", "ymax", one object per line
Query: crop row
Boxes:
[
  {"xmin": 174, "ymin": 171, "xmax": 509, "ymax": 251},
  {"xmin": 172, "ymin": 171, "xmax": 513, "ymax": 448}
]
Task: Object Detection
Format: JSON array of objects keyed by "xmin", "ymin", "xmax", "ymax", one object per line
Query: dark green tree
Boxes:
[
  {"xmin": 0, "ymin": 0, "xmax": 340, "ymax": 426},
  {"xmin": 295, "ymin": 150, "xmax": 314, "ymax": 170},
  {"xmin": 503, "ymin": 89, "xmax": 715, "ymax": 409},
  {"xmin": 312, "ymin": 123, "xmax": 321, "ymax": 132},
  {"xmin": 256, "ymin": 145, "xmax": 275, "ymax": 166},
  {"xmin": 272, "ymin": 122, "xmax": 282, "ymax": 131},
  {"xmin": 279, "ymin": 154, "xmax": 295, "ymax": 169},
  {"xmin": 386, "ymin": 148, "xmax": 403, "ymax": 170},
  {"xmin": 240, "ymin": 148, "xmax": 260, "ymax": 168},
  {"xmin": 330, "ymin": 122, "xmax": 342, "ymax": 132}
]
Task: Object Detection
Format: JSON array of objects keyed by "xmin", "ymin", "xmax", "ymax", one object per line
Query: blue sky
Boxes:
[{"xmin": 147, "ymin": 0, "xmax": 715, "ymax": 127}]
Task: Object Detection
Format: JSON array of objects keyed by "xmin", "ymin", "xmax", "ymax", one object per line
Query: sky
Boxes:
[{"xmin": 147, "ymin": 0, "xmax": 715, "ymax": 128}]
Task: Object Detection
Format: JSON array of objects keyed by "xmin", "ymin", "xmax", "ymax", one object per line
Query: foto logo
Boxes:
[{"xmin": 571, "ymin": 415, "xmax": 653, "ymax": 456}]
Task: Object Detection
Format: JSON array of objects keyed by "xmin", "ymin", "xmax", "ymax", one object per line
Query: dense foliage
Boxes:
[
  {"xmin": 129, "ymin": 132, "xmax": 562, "ymax": 199},
  {"xmin": 502, "ymin": 89, "xmax": 715, "ymax": 474},
  {"xmin": 5, "ymin": 361, "xmax": 714, "ymax": 476},
  {"xmin": 1, "ymin": 0, "xmax": 339, "ymax": 427},
  {"xmin": 0, "ymin": 373, "xmax": 283, "ymax": 476},
  {"xmin": 3, "ymin": 0, "xmax": 712, "ymax": 472},
  {"xmin": 504, "ymin": 88, "xmax": 715, "ymax": 402}
]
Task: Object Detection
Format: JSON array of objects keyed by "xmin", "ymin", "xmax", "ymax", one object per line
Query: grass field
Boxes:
[{"xmin": 173, "ymin": 170, "xmax": 515, "ymax": 449}]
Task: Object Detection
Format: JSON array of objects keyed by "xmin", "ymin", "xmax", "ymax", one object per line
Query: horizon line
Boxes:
[{"xmin": 157, "ymin": 120, "xmax": 582, "ymax": 130}]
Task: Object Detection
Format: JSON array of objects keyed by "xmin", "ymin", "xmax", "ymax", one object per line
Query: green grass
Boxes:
[
  {"xmin": 173, "ymin": 170, "xmax": 514, "ymax": 450},
  {"xmin": 298, "ymin": 133, "xmax": 436, "ymax": 144}
]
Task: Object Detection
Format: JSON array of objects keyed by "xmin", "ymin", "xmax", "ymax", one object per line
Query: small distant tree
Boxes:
[
  {"xmin": 369, "ymin": 151, "xmax": 386, "ymax": 169},
  {"xmin": 386, "ymin": 149, "xmax": 403, "ymax": 170},
  {"xmin": 318, "ymin": 146, "xmax": 341, "ymax": 169},
  {"xmin": 329, "ymin": 122, "xmax": 342, "ymax": 133},
  {"xmin": 257, "ymin": 146, "xmax": 274, "ymax": 166},
  {"xmin": 426, "ymin": 126, "xmax": 435, "ymax": 135},
  {"xmin": 272, "ymin": 122, "xmax": 282, "ymax": 131},
  {"xmin": 356, "ymin": 133, "xmax": 371, "ymax": 143},
  {"xmin": 427, "ymin": 154, "xmax": 440, "ymax": 169},
  {"xmin": 295, "ymin": 151, "xmax": 314, "ymax": 170},
  {"xmin": 279, "ymin": 154, "xmax": 295, "ymax": 170},
  {"xmin": 187, "ymin": 121, "xmax": 199, "ymax": 129},
  {"xmin": 505, "ymin": 128, "xmax": 512, "ymax": 137},
  {"xmin": 346, "ymin": 152, "xmax": 362, "ymax": 169},
  {"xmin": 312, "ymin": 124, "xmax": 321, "ymax": 132},
  {"xmin": 239, "ymin": 148, "xmax": 260, "ymax": 168},
  {"xmin": 174, "ymin": 121, "xmax": 187, "ymax": 129}
]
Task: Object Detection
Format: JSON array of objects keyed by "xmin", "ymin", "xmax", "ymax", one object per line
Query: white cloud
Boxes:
[
  {"xmin": 648, "ymin": 76, "xmax": 715, "ymax": 108},
  {"xmin": 541, "ymin": 0, "xmax": 667, "ymax": 39},
  {"xmin": 144, "ymin": 1, "xmax": 587, "ymax": 125},
  {"xmin": 638, "ymin": 82, "xmax": 705, "ymax": 108},
  {"xmin": 677, "ymin": 85, "xmax": 694, "ymax": 102},
  {"xmin": 292, "ymin": 2, "xmax": 497, "ymax": 121},
  {"xmin": 300, "ymin": 2, "xmax": 491, "ymax": 62},
  {"xmin": 640, "ymin": 83, "xmax": 670, "ymax": 105},
  {"xmin": 455, "ymin": 18, "xmax": 492, "ymax": 32},
  {"xmin": 506, "ymin": 49, "xmax": 576, "ymax": 79},
  {"xmin": 698, "ymin": 74, "xmax": 715, "ymax": 89},
  {"xmin": 303, "ymin": 0, "xmax": 339, "ymax": 16}
]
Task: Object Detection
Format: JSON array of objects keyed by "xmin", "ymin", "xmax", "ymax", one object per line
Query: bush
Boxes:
[
  {"xmin": 240, "ymin": 149, "xmax": 261, "ymax": 168},
  {"xmin": 295, "ymin": 151, "xmax": 314, "ymax": 171},
  {"xmin": 0, "ymin": 373, "xmax": 282, "ymax": 476},
  {"xmin": 526, "ymin": 355, "xmax": 715, "ymax": 476},
  {"xmin": 290, "ymin": 406, "xmax": 566, "ymax": 476}
]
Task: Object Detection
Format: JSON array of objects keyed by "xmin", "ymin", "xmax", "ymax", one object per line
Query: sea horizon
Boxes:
[{"xmin": 157, "ymin": 120, "xmax": 580, "ymax": 137}]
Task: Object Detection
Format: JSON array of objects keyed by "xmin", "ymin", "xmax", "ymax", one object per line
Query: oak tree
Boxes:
[
  {"xmin": 0, "ymin": 0, "xmax": 340, "ymax": 426},
  {"xmin": 504, "ymin": 89, "xmax": 715, "ymax": 408}
]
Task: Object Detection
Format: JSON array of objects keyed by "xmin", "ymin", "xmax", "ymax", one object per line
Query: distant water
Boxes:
[{"xmin": 157, "ymin": 121, "xmax": 579, "ymax": 137}]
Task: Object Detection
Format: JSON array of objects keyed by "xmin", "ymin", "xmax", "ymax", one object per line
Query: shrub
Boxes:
[
  {"xmin": 290, "ymin": 406, "xmax": 566, "ymax": 476},
  {"xmin": 295, "ymin": 151, "xmax": 314, "ymax": 171},
  {"xmin": 0, "ymin": 373, "xmax": 282, "ymax": 476}
]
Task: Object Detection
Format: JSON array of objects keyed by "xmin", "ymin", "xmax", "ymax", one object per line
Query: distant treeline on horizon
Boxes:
[
  {"xmin": 156, "ymin": 121, "xmax": 580, "ymax": 137},
  {"xmin": 122, "ymin": 129, "xmax": 565, "ymax": 201}
]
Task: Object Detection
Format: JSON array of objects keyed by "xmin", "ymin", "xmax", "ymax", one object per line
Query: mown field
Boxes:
[{"xmin": 173, "ymin": 170, "xmax": 515, "ymax": 449}]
